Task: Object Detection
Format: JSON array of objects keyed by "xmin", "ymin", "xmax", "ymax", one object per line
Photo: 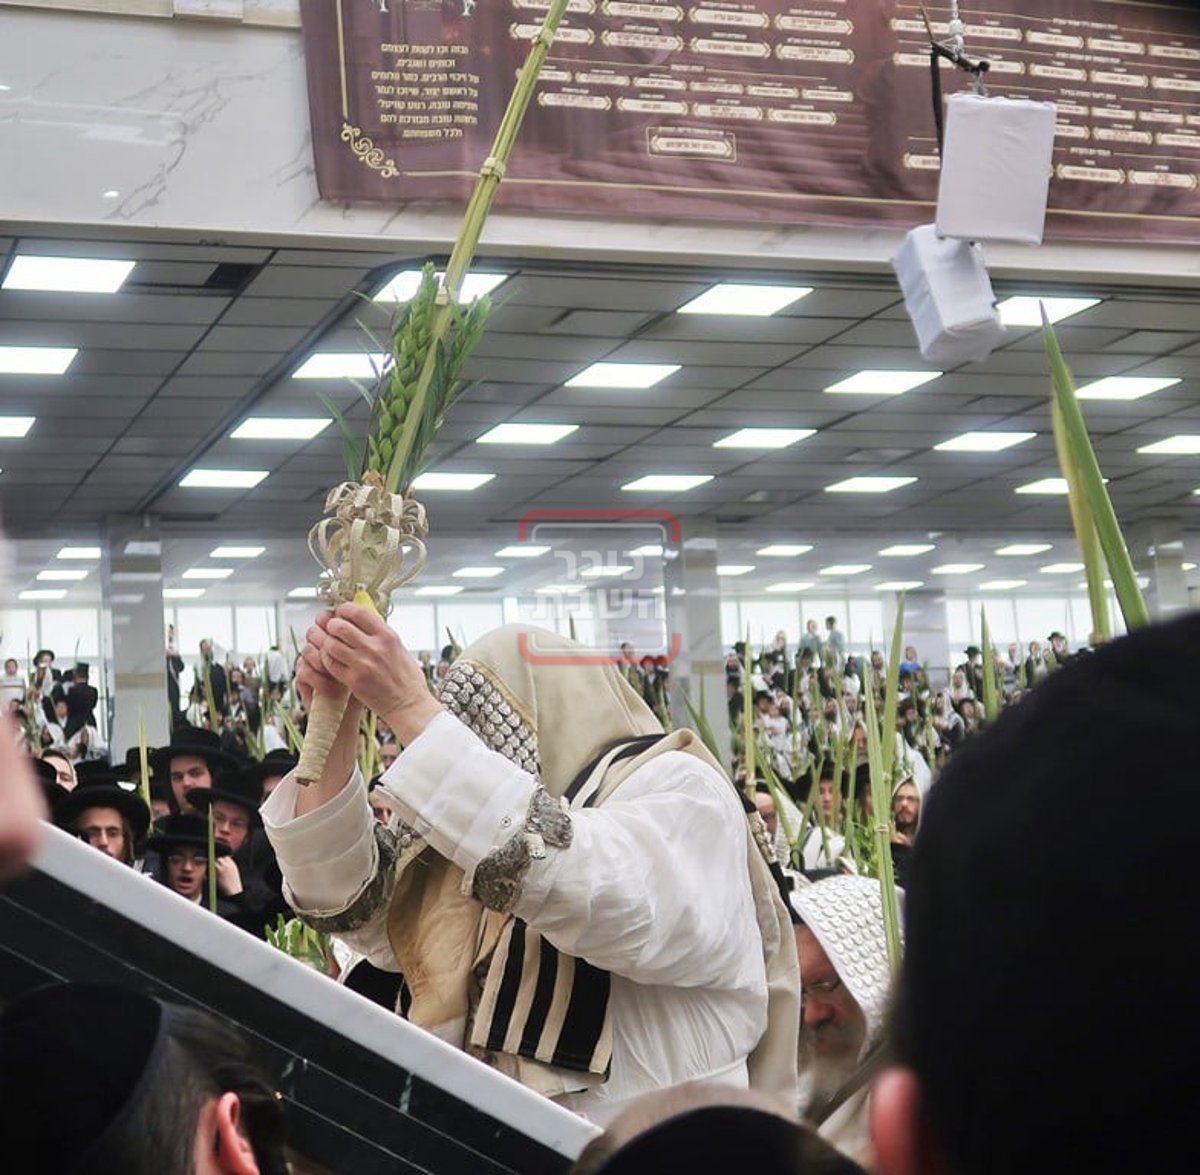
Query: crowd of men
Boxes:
[{"xmin": 4, "ymin": 606, "xmax": 1182, "ymax": 1175}]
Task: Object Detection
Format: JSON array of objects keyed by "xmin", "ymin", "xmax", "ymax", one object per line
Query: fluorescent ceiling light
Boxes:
[
  {"xmin": 713, "ymin": 428, "xmax": 816, "ymax": 449},
  {"xmin": 622, "ymin": 474, "xmax": 713, "ymax": 492},
  {"xmin": 678, "ymin": 283, "xmax": 813, "ymax": 316},
  {"xmin": 0, "ymin": 416, "xmax": 36, "ymax": 438},
  {"xmin": 453, "ymin": 566, "xmax": 504, "ymax": 578},
  {"xmin": 210, "ymin": 546, "xmax": 265, "ymax": 558},
  {"xmin": 931, "ymin": 563, "xmax": 985, "ymax": 575},
  {"xmin": 819, "ymin": 564, "xmax": 871, "ymax": 576},
  {"xmin": 757, "ymin": 544, "xmax": 813, "ymax": 557},
  {"xmin": 879, "ymin": 543, "xmax": 935, "ymax": 557},
  {"xmin": 0, "ymin": 346, "xmax": 77, "ymax": 375},
  {"xmin": 411, "ymin": 472, "xmax": 495, "ymax": 491},
  {"xmin": 19, "ymin": 589, "xmax": 67, "ymax": 600},
  {"xmin": 374, "ymin": 269, "xmax": 507, "ymax": 303},
  {"xmin": 287, "ymin": 586, "xmax": 318, "ymax": 599},
  {"xmin": 230, "ymin": 418, "xmax": 330, "ymax": 441},
  {"xmin": 1040, "ymin": 562, "xmax": 1085, "ymax": 573},
  {"xmin": 292, "ymin": 353, "xmax": 390, "ymax": 380},
  {"xmin": 566, "ymin": 363, "xmax": 680, "ymax": 389},
  {"xmin": 163, "ymin": 588, "xmax": 206, "ymax": 599},
  {"xmin": 476, "ymin": 423, "xmax": 578, "ymax": 445},
  {"xmin": 935, "ymin": 431, "xmax": 1036, "ymax": 453},
  {"xmin": 534, "ymin": 584, "xmax": 586, "ymax": 595},
  {"xmin": 182, "ymin": 568, "xmax": 234, "ymax": 580},
  {"xmin": 1016, "ymin": 478, "xmax": 1070, "ymax": 495},
  {"xmin": 1137, "ymin": 435, "xmax": 1200, "ymax": 455},
  {"xmin": 1075, "ymin": 375, "xmax": 1179, "ymax": 401},
  {"xmin": 37, "ymin": 569, "xmax": 88, "ymax": 581},
  {"xmin": 628, "ymin": 544, "xmax": 664, "ymax": 558},
  {"xmin": 824, "ymin": 370, "xmax": 941, "ymax": 396},
  {"xmin": 57, "ymin": 546, "xmax": 101, "ymax": 560},
  {"xmin": 978, "ymin": 579, "xmax": 1027, "ymax": 591},
  {"xmin": 124, "ymin": 540, "xmax": 160, "ymax": 556},
  {"xmin": 997, "ymin": 296, "xmax": 1100, "ymax": 326},
  {"xmin": 495, "ymin": 545, "xmax": 550, "ymax": 558},
  {"xmin": 179, "ymin": 469, "xmax": 268, "ymax": 489},
  {"xmin": 581, "ymin": 564, "xmax": 634, "ymax": 579},
  {"xmin": 996, "ymin": 543, "xmax": 1052, "ymax": 556},
  {"xmin": 826, "ymin": 476, "xmax": 917, "ymax": 493},
  {"xmin": 414, "ymin": 585, "xmax": 464, "ymax": 597},
  {"xmin": 1183, "ymin": 562, "xmax": 1197, "ymax": 572},
  {"xmin": 717, "ymin": 565, "xmax": 755, "ymax": 576},
  {"xmin": 766, "ymin": 581, "xmax": 814, "ymax": 593},
  {"xmin": 111, "ymin": 572, "xmax": 162, "ymax": 583},
  {"xmin": 875, "ymin": 580, "xmax": 925, "ymax": 591},
  {"xmin": 3, "ymin": 255, "xmax": 135, "ymax": 294}
]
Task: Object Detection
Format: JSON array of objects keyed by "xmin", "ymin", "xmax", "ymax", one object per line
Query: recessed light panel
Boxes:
[
  {"xmin": 932, "ymin": 563, "xmax": 986, "ymax": 575},
  {"xmin": 996, "ymin": 543, "xmax": 1052, "ymax": 556},
  {"xmin": 757, "ymin": 544, "xmax": 813, "ymax": 557},
  {"xmin": 766, "ymin": 581, "xmax": 814, "ymax": 593},
  {"xmin": 476, "ymin": 423, "xmax": 579, "ymax": 445},
  {"xmin": 414, "ymin": 585, "xmax": 464, "ymax": 596},
  {"xmin": 182, "ymin": 568, "xmax": 234, "ymax": 580},
  {"xmin": 287, "ymin": 587, "xmax": 318, "ymax": 599},
  {"xmin": 163, "ymin": 588, "xmax": 207, "ymax": 599},
  {"xmin": 19, "ymin": 589, "xmax": 67, "ymax": 600},
  {"xmin": 179, "ymin": 469, "xmax": 268, "ymax": 489},
  {"xmin": 57, "ymin": 546, "xmax": 101, "ymax": 560},
  {"xmin": 875, "ymin": 580, "xmax": 925, "ymax": 591},
  {"xmin": 581, "ymin": 564, "xmax": 634, "ymax": 579},
  {"xmin": 1040, "ymin": 562, "xmax": 1085, "ymax": 574},
  {"xmin": 1075, "ymin": 376, "xmax": 1180, "ymax": 401},
  {"xmin": 713, "ymin": 428, "xmax": 816, "ymax": 449},
  {"xmin": 37, "ymin": 569, "xmax": 88, "ymax": 581},
  {"xmin": 231, "ymin": 418, "xmax": 330, "ymax": 440},
  {"xmin": 628, "ymin": 544, "xmax": 664, "ymax": 558},
  {"xmin": 452, "ymin": 566, "xmax": 504, "ymax": 578},
  {"xmin": 1137, "ymin": 435, "xmax": 1200, "ymax": 455},
  {"xmin": 824, "ymin": 370, "xmax": 941, "ymax": 396},
  {"xmin": 411, "ymin": 472, "xmax": 495, "ymax": 491},
  {"xmin": 819, "ymin": 564, "xmax": 871, "ymax": 576},
  {"xmin": 374, "ymin": 270, "xmax": 507, "ymax": 303},
  {"xmin": 495, "ymin": 545, "xmax": 550, "ymax": 558},
  {"xmin": 0, "ymin": 346, "xmax": 77, "ymax": 375},
  {"xmin": 717, "ymin": 565, "xmax": 755, "ymax": 576},
  {"xmin": 566, "ymin": 363, "xmax": 680, "ymax": 389},
  {"xmin": 978, "ymin": 579, "xmax": 1027, "ymax": 590},
  {"xmin": 879, "ymin": 544, "xmax": 935, "ymax": 557},
  {"xmin": 210, "ymin": 546, "xmax": 265, "ymax": 558},
  {"xmin": 622, "ymin": 474, "xmax": 713, "ymax": 492},
  {"xmin": 678, "ymin": 283, "xmax": 813, "ymax": 316},
  {"xmin": 4, "ymin": 256, "xmax": 135, "ymax": 294},
  {"xmin": 534, "ymin": 584, "xmax": 586, "ymax": 595},
  {"xmin": 825, "ymin": 476, "xmax": 917, "ymax": 493},
  {"xmin": 0, "ymin": 417, "xmax": 36, "ymax": 438},
  {"xmin": 292, "ymin": 353, "xmax": 390, "ymax": 380},
  {"xmin": 996, "ymin": 296, "xmax": 1100, "ymax": 326},
  {"xmin": 935, "ymin": 431, "xmax": 1036, "ymax": 453}
]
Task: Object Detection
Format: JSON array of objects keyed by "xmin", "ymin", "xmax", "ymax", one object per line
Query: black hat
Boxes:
[
  {"xmin": 186, "ymin": 764, "xmax": 263, "ymax": 826},
  {"xmin": 73, "ymin": 758, "xmax": 114, "ymax": 786},
  {"xmin": 144, "ymin": 813, "xmax": 232, "ymax": 857},
  {"xmin": 1048, "ymin": 630, "xmax": 1066, "ymax": 641},
  {"xmin": 33, "ymin": 649, "xmax": 55, "ymax": 663},
  {"xmin": 0, "ymin": 984, "xmax": 168, "ymax": 1173},
  {"xmin": 148, "ymin": 725, "xmax": 238, "ymax": 777},
  {"xmin": 55, "ymin": 772, "xmax": 151, "ymax": 841},
  {"xmin": 964, "ymin": 645, "xmax": 982, "ymax": 658},
  {"xmin": 33, "ymin": 758, "xmax": 70, "ymax": 814},
  {"xmin": 246, "ymin": 747, "xmax": 298, "ymax": 786}
]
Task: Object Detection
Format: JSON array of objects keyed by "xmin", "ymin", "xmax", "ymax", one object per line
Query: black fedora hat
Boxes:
[
  {"xmin": 245, "ymin": 747, "xmax": 298, "ymax": 786},
  {"xmin": 186, "ymin": 764, "xmax": 264, "ymax": 827},
  {"xmin": 148, "ymin": 725, "xmax": 238, "ymax": 777},
  {"xmin": 33, "ymin": 649, "xmax": 55, "ymax": 663},
  {"xmin": 73, "ymin": 758, "xmax": 114, "ymax": 785},
  {"xmin": 55, "ymin": 773, "xmax": 151, "ymax": 841},
  {"xmin": 144, "ymin": 813, "xmax": 232, "ymax": 857},
  {"xmin": 33, "ymin": 758, "xmax": 70, "ymax": 814}
]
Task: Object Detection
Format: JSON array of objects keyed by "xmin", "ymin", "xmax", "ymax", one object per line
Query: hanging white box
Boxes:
[
  {"xmin": 892, "ymin": 224, "xmax": 1006, "ymax": 365},
  {"xmin": 935, "ymin": 93, "xmax": 1057, "ymax": 245}
]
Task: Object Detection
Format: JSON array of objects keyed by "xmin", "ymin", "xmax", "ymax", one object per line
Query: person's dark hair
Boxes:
[
  {"xmin": 893, "ymin": 614, "xmax": 1200, "ymax": 1173},
  {"xmin": 103, "ymin": 1002, "xmax": 288, "ymax": 1175}
]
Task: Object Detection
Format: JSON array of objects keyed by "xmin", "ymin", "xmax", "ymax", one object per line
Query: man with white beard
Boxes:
[{"xmin": 791, "ymin": 875, "xmax": 900, "ymax": 1169}]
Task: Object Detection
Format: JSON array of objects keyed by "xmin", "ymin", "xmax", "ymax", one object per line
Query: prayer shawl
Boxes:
[{"xmin": 377, "ymin": 624, "xmax": 800, "ymax": 1102}]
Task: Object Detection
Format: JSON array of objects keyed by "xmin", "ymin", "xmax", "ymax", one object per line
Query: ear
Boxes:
[
  {"xmin": 212, "ymin": 1091, "xmax": 260, "ymax": 1175},
  {"xmin": 870, "ymin": 1067, "xmax": 943, "ymax": 1175}
]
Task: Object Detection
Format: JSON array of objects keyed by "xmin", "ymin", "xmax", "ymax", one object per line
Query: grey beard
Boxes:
[{"xmin": 797, "ymin": 1025, "xmax": 861, "ymax": 1115}]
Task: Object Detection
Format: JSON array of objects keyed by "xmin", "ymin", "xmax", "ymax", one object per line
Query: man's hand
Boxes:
[
  {"xmin": 316, "ymin": 603, "xmax": 443, "ymax": 746},
  {"xmin": 214, "ymin": 856, "xmax": 243, "ymax": 897}
]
